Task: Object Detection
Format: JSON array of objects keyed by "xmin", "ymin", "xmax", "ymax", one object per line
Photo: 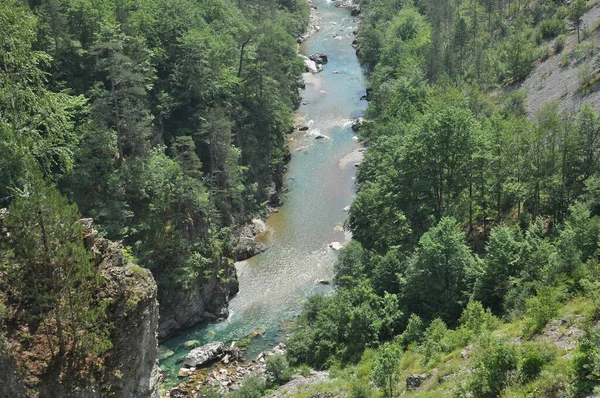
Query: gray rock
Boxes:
[
  {"xmin": 351, "ymin": 117, "xmax": 365, "ymax": 131},
  {"xmin": 309, "ymin": 53, "xmax": 329, "ymax": 64},
  {"xmin": 406, "ymin": 374, "xmax": 427, "ymax": 390},
  {"xmin": 184, "ymin": 342, "xmax": 225, "ymax": 368}
]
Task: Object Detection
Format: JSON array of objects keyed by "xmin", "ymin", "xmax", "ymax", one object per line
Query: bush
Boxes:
[
  {"xmin": 522, "ymin": 286, "xmax": 562, "ymax": 338},
  {"xmin": 578, "ymin": 62, "xmax": 596, "ymax": 92},
  {"xmin": 265, "ymin": 354, "xmax": 292, "ymax": 386},
  {"xmin": 538, "ymin": 19, "xmax": 566, "ymax": 39},
  {"xmin": 228, "ymin": 374, "xmax": 266, "ymax": 398},
  {"xmin": 418, "ymin": 318, "xmax": 449, "ymax": 363},
  {"xmin": 349, "ymin": 377, "xmax": 375, "ymax": 398},
  {"xmin": 397, "ymin": 313, "xmax": 425, "ymax": 348},
  {"xmin": 519, "ymin": 343, "xmax": 555, "ymax": 382},
  {"xmin": 469, "ymin": 334, "xmax": 519, "ymax": 398},
  {"xmin": 297, "ymin": 363, "xmax": 311, "ymax": 377},
  {"xmin": 574, "ymin": 323, "xmax": 600, "ymax": 395},
  {"xmin": 554, "ymin": 35, "xmax": 566, "ymax": 54}
]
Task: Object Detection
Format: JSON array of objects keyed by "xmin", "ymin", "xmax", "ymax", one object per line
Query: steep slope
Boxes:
[{"xmin": 0, "ymin": 216, "xmax": 160, "ymax": 398}]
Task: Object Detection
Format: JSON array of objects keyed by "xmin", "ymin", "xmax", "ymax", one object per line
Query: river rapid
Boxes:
[{"xmin": 160, "ymin": 0, "xmax": 367, "ymax": 385}]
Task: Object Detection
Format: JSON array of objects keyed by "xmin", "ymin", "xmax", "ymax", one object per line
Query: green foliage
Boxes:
[
  {"xmin": 418, "ymin": 318, "xmax": 450, "ymax": 363},
  {"xmin": 397, "ymin": 313, "xmax": 425, "ymax": 348},
  {"xmin": 403, "ymin": 217, "xmax": 479, "ymax": 324},
  {"xmin": 468, "ymin": 334, "xmax": 519, "ymax": 398},
  {"xmin": 228, "ymin": 374, "xmax": 267, "ymax": 398},
  {"xmin": 574, "ymin": 323, "xmax": 600, "ymax": 394},
  {"xmin": 2, "ymin": 171, "xmax": 111, "ymax": 359},
  {"xmin": 522, "ymin": 286, "xmax": 563, "ymax": 338},
  {"xmin": 519, "ymin": 343, "xmax": 556, "ymax": 382},
  {"xmin": 538, "ymin": 18, "xmax": 566, "ymax": 39},
  {"xmin": 265, "ymin": 354, "xmax": 292, "ymax": 386},
  {"xmin": 370, "ymin": 343, "xmax": 402, "ymax": 398},
  {"xmin": 287, "ymin": 285, "xmax": 403, "ymax": 368}
]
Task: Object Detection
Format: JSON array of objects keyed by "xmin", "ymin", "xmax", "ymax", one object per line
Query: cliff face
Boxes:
[
  {"xmin": 81, "ymin": 219, "xmax": 161, "ymax": 398},
  {"xmin": 157, "ymin": 261, "xmax": 239, "ymax": 341},
  {"xmin": 0, "ymin": 217, "xmax": 160, "ymax": 398}
]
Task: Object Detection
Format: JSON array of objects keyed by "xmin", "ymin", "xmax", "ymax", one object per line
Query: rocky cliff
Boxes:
[
  {"xmin": 0, "ymin": 216, "xmax": 160, "ymax": 398},
  {"xmin": 157, "ymin": 262, "xmax": 239, "ymax": 341}
]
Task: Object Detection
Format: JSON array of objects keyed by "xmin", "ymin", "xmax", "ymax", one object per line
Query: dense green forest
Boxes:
[
  {"xmin": 0, "ymin": 0, "xmax": 307, "ymax": 391},
  {"xmin": 284, "ymin": 0, "xmax": 600, "ymax": 395}
]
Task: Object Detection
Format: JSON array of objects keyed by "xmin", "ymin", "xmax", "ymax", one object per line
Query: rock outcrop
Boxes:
[
  {"xmin": 157, "ymin": 265, "xmax": 239, "ymax": 340},
  {"xmin": 184, "ymin": 342, "xmax": 226, "ymax": 368},
  {"xmin": 0, "ymin": 215, "xmax": 160, "ymax": 398}
]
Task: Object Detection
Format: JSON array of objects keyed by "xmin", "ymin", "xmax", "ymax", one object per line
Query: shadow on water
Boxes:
[{"xmin": 159, "ymin": 0, "xmax": 367, "ymax": 386}]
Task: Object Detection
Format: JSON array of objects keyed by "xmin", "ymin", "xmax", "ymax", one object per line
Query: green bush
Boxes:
[
  {"xmin": 519, "ymin": 343, "xmax": 555, "ymax": 382},
  {"xmin": 522, "ymin": 286, "xmax": 562, "ymax": 338},
  {"xmin": 574, "ymin": 323, "xmax": 600, "ymax": 395},
  {"xmin": 418, "ymin": 318, "xmax": 449, "ymax": 363},
  {"xmin": 469, "ymin": 334, "xmax": 519, "ymax": 398},
  {"xmin": 397, "ymin": 313, "xmax": 425, "ymax": 348},
  {"xmin": 297, "ymin": 363, "xmax": 311, "ymax": 377},
  {"xmin": 555, "ymin": 35, "xmax": 566, "ymax": 54},
  {"xmin": 538, "ymin": 19, "xmax": 566, "ymax": 39},
  {"xmin": 349, "ymin": 377, "xmax": 375, "ymax": 398},
  {"xmin": 228, "ymin": 375, "xmax": 266, "ymax": 398},
  {"xmin": 265, "ymin": 354, "xmax": 292, "ymax": 386}
]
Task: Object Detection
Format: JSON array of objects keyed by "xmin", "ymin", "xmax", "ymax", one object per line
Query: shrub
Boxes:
[
  {"xmin": 574, "ymin": 323, "xmax": 600, "ymax": 395},
  {"xmin": 397, "ymin": 313, "xmax": 425, "ymax": 348},
  {"xmin": 265, "ymin": 354, "xmax": 292, "ymax": 386},
  {"xmin": 228, "ymin": 374, "xmax": 266, "ymax": 398},
  {"xmin": 469, "ymin": 334, "xmax": 519, "ymax": 398},
  {"xmin": 578, "ymin": 62, "xmax": 596, "ymax": 92},
  {"xmin": 538, "ymin": 19, "xmax": 566, "ymax": 39},
  {"xmin": 297, "ymin": 363, "xmax": 311, "ymax": 377},
  {"xmin": 371, "ymin": 343, "xmax": 402, "ymax": 398},
  {"xmin": 554, "ymin": 35, "xmax": 566, "ymax": 54},
  {"xmin": 522, "ymin": 286, "xmax": 562, "ymax": 338},
  {"xmin": 349, "ymin": 377, "xmax": 375, "ymax": 398},
  {"xmin": 418, "ymin": 318, "xmax": 449, "ymax": 363},
  {"xmin": 519, "ymin": 343, "xmax": 555, "ymax": 382}
]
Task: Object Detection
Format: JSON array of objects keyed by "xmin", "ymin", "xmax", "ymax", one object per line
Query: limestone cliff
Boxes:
[
  {"xmin": 157, "ymin": 261, "xmax": 239, "ymax": 341},
  {"xmin": 0, "ymin": 216, "xmax": 160, "ymax": 398}
]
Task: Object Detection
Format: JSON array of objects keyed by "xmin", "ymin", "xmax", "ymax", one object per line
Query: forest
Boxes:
[
  {"xmin": 3, "ymin": 0, "xmax": 600, "ymax": 394},
  {"xmin": 0, "ymin": 0, "xmax": 307, "ymax": 393},
  {"xmin": 282, "ymin": 0, "xmax": 600, "ymax": 395}
]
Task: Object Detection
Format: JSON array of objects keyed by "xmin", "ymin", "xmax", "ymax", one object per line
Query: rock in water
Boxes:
[
  {"xmin": 309, "ymin": 53, "xmax": 329, "ymax": 64},
  {"xmin": 158, "ymin": 345, "xmax": 175, "ymax": 361},
  {"xmin": 351, "ymin": 117, "xmax": 365, "ymax": 131},
  {"xmin": 329, "ymin": 242, "xmax": 344, "ymax": 251},
  {"xmin": 184, "ymin": 342, "xmax": 225, "ymax": 368}
]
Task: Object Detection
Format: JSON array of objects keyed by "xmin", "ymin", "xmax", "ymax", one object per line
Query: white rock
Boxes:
[{"xmin": 329, "ymin": 242, "xmax": 344, "ymax": 251}]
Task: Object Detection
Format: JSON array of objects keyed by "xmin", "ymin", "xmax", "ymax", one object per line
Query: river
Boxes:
[{"xmin": 160, "ymin": 0, "xmax": 367, "ymax": 385}]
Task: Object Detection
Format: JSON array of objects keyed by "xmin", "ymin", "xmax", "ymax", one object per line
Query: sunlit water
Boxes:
[{"xmin": 160, "ymin": 0, "xmax": 367, "ymax": 385}]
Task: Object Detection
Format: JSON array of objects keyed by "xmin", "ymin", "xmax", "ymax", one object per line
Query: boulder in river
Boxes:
[
  {"xmin": 184, "ymin": 342, "xmax": 225, "ymax": 368},
  {"xmin": 234, "ymin": 237, "xmax": 267, "ymax": 261},
  {"xmin": 301, "ymin": 55, "xmax": 324, "ymax": 74},
  {"xmin": 329, "ymin": 242, "xmax": 344, "ymax": 251},
  {"xmin": 352, "ymin": 117, "xmax": 365, "ymax": 131},
  {"xmin": 309, "ymin": 53, "xmax": 329, "ymax": 64}
]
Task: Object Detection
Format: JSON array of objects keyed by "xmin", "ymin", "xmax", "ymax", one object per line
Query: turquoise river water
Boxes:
[{"xmin": 161, "ymin": 0, "xmax": 367, "ymax": 386}]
